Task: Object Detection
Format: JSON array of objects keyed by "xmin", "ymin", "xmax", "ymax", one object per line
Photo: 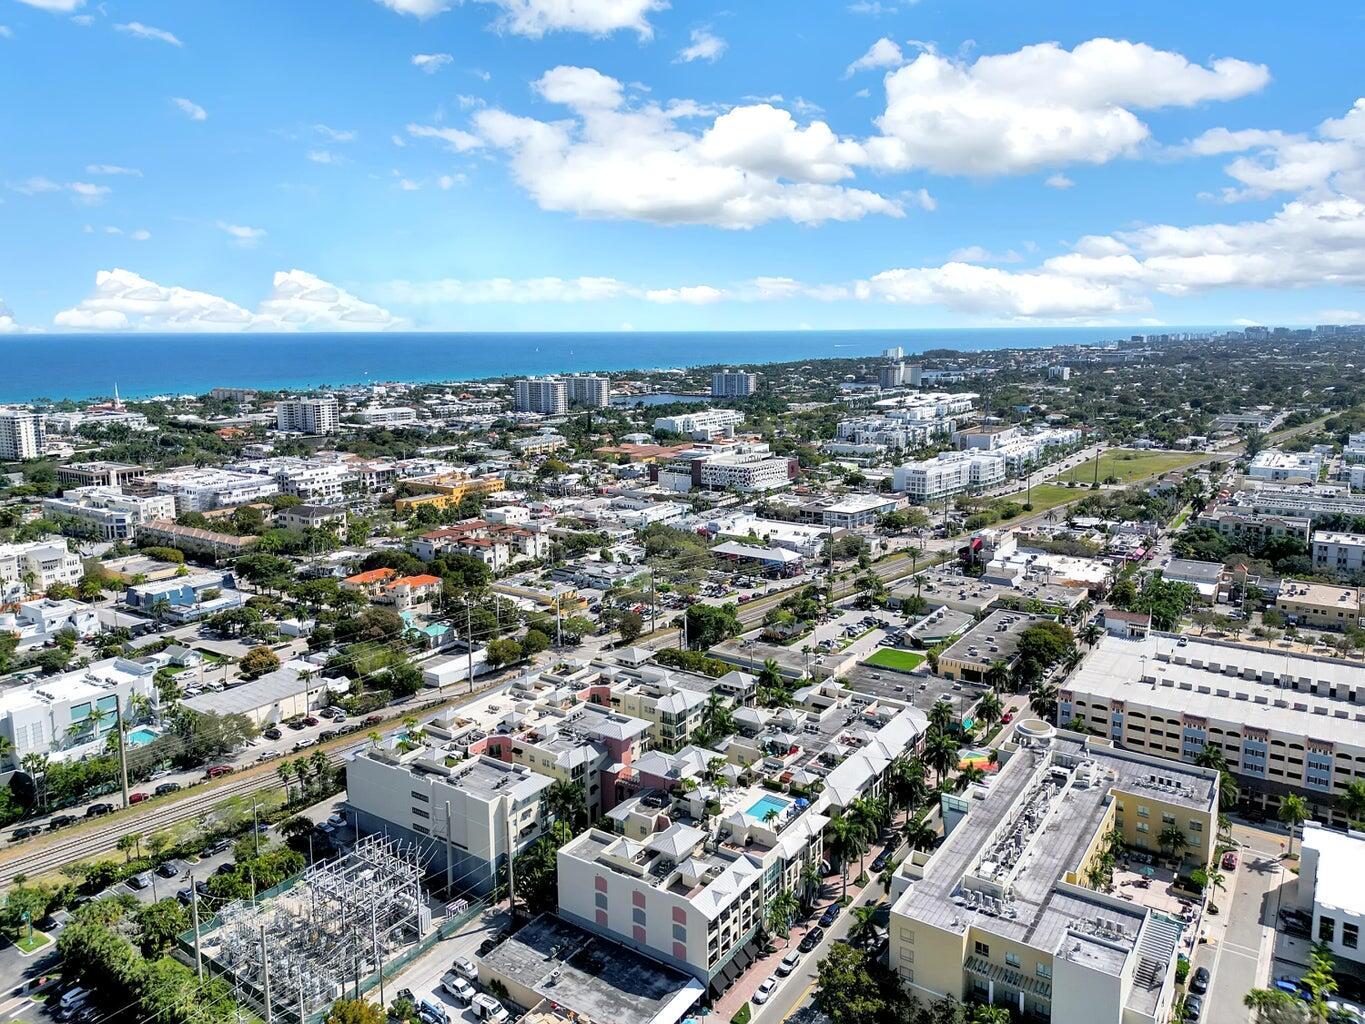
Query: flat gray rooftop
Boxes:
[
  {"xmin": 480, "ymin": 914, "xmax": 702, "ymax": 1024},
  {"xmin": 841, "ymin": 665, "xmax": 986, "ymax": 717}
]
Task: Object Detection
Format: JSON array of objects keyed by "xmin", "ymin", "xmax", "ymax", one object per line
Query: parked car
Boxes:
[
  {"xmin": 263, "ymin": 727, "xmax": 282, "ymax": 740},
  {"xmin": 47, "ymin": 814, "xmax": 77, "ymax": 831},
  {"xmin": 1190, "ymin": 966, "xmax": 1210, "ymax": 994},
  {"xmin": 303, "ymin": 716, "xmax": 320, "ymax": 727},
  {"xmin": 319, "ymin": 730, "xmax": 336, "ymax": 741},
  {"xmin": 819, "ymin": 904, "xmax": 841, "ymax": 928},
  {"xmin": 154, "ymin": 781, "xmax": 182, "ymax": 796},
  {"xmin": 363, "ymin": 715, "xmax": 383, "ymax": 726},
  {"xmin": 797, "ymin": 928, "xmax": 824, "ymax": 961},
  {"xmin": 451, "ymin": 956, "xmax": 479, "ymax": 981},
  {"xmin": 176, "ymin": 887, "xmax": 194, "ymax": 906},
  {"xmin": 86, "ymin": 802, "xmax": 114, "ymax": 817},
  {"xmin": 128, "ymin": 792, "xmax": 150, "ymax": 804},
  {"xmin": 441, "ymin": 974, "xmax": 476, "ymax": 1004},
  {"xmin": 776, "ymin": 949, "xmax": 802, "ymax": 977},
  {"xmin": 155, "ymin": 860, "xmax": 180, "ymax": 879},
  {"xmin": 1183, "ymin": 993, "xmax": 1203, "ymax": 1020},
  {"xmin": 258, "ymin": 750, "xmax": 282, "ymax": 763},
  {"xmin": 1221, "ymin": 851, "xmax": 1238, "ymax": 871},
  {"xmin": 327, "ymin": 812, "xmax": 347, "ymax": 828},
  {"xmin": 871, "ymin": 851, "xmax": 892, "ymax": 872},
  {"xmin": 11, "ymin": 824, "xmax": 43, "ymax": 841},
  {"xmin": 752, "ymin": 978, "xmax": 778, "ymax": 1005},
  {"xmin": 126, "ymin": 871, "xmax": 153, "ymax": 890},
  {"xmin": 205, "ymin": 765, "xmax": 233, "ymax": 779},
  {"xmin": 292, "ymin": 740, "xmax": 313, "ymax": 752}
]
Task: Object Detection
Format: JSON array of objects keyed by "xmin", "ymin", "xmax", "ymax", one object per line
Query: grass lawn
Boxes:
[
  {"xmin": 863, "ymin": 648, "xmax": 926, "ymax": 672},
  {"xmin": 1048, "ymin": 449, "xmax": 1203, "ymax": 485},
  {"xmin": 15, "ymin": 930, "xmax": 51, "ymax": 954}
]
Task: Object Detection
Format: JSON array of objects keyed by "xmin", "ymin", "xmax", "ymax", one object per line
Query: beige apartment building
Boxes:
[
  {"xmin": 1061, "ymin": 633, "xmax": 1365, "ymax": 826},
  {"xmin": 887, "ymin": 721, "xmax": 1218, "ymax": 1024},
  {"xmin": 1275, "ymin": 579, "xmax": 1362, "ymax": 631}
]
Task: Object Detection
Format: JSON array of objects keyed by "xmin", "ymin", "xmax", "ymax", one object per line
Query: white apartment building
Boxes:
[
  {"xmin": 0, "ymin": 656, "xmax": 158, "ymax": 767},
  {"xmin": 653, "ymin": 409, "xmax": 744, "ymax": 441},
  {"xmin": 355, "ymin": 406, "xmax": 417, "ymax": 426},
  {"xmin": 44, "ymin": 409, "xmax": 151, "ymax": 434},
  {"xmin": 55, "ymin": 462, "xmax": 146, "ymax": 490},
  {"xmin": 0, "ymin": 538, "xmax": 83, "ymax": 603},
  {"xmin": 834, "ymin": 392, "xmax": 977, "ymax": 452},
  {"xmin": 1343, "ymin": 432, "xmax": 1365, "ymax": 465},
  {"xmin": 347, "ymin": 746, "xmax": 552, "ymax": 894},
  {"xmin": 0, "ymin": 598, "xmax": 100, "ymax": 650},
  {"xmin": 227, "ymin": 457, "xmax": 351, "ymax": 504},
  {"xmin": 893, "ymin": 451, "xmax": 1006, "ymax": 502},
  {"xmin": 1062, "ymin": 634, "xmax": 1365, "ymax": 825},
  {"xmin": 566, "ymin": 375, "xmax": 610, "ymax": 408},
  {"xmin": 275, "ymin": 396, "xmax": 340, "ymax": 435},
  {"xmin": 657, "ymin": 444, "xmax": 793, "ymax": 494},
  {"xmin": 1313, "ymin": 530, "xmax": 1365, "ymax": 574},
  {"xmin": 0, "ymin": 409, "xmax": 46, "ymax": 461},
  {"xmin": 711, "ymin": 371, "xmax": 757, "ymax": 398},
  {"xmin": 149, "ymin": 467, "xmax": 280, "ymax": 512},
  {"xmin": 1294, "ymin": 823, "xmax": 1365, "ymax": 967},
  {"xmin": 42, "ymin": 487, "xmax": 176, "ymax": 541},
  {"xmin": 514, "ymin": 378, "xmax": 569, "ymax": 415},
  {"xmin": 1247, "ymin": 449, "xmax": 1323, "ymax": 482}
]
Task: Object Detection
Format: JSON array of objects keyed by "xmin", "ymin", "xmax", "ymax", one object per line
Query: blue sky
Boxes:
[{"xmin": 2, "ymin": 0, "xmax": 1364, "ymax": 333}]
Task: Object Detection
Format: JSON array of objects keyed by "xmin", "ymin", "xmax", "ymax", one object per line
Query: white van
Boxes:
[{"xmin": 471, "ymin": 993, "xmax": 509, "ymax": 1023}]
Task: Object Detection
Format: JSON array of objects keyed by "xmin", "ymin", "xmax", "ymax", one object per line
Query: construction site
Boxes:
[{"xmin": 188, "ymin": 835, "xmax": 443, "ymax": 1024}]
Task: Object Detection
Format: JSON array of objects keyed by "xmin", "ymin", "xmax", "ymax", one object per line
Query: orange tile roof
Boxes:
[
  {"xmin": 385, "ymin": 574, "xmax": 442, "ymax": 589},
  {"xmin": 344, "ymin": 567, "xmax": 398, "ymax": 585}
]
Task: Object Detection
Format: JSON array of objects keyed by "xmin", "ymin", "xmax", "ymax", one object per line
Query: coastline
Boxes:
[{"xmin": 4, "ymin": 326, "xmax": 1223, "ymax": 404}]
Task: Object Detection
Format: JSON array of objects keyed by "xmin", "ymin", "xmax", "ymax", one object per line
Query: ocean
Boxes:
[{"xmin": 4, "ymin": 327, "xmax": 1210, "ymax": 404}]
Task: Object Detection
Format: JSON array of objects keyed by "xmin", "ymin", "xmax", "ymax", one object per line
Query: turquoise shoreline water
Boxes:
[{"xmin": 4, "ymin": 326, "xmax": 1218, "ymax": 403}]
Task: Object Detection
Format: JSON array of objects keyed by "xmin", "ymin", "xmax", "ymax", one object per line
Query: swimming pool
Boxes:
[
  {"xmin": 127, "ymin": 727, "xmax": 159, "ymax": 747},
  {"xmin": 746, "ymin": 794, "xmax": 791, "ymax": 822}
]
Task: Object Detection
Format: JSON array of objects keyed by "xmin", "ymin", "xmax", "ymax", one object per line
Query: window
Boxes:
[
  {"xmin": 595, "ymin": 892, "xmax": 608, "ymax": 910},
  {"xmin": 411, "ymin": 791, "xmax": 429, "ymax": 802},
  {"xmin": 1036, "ymin": 963, "xmax": 1052, "ymax": 979},
  {"xmin": 412, "ymin": 807, "xmax": 429, "ymax": 819},
  {"xmin": 1136, "ymin": 822, "xmax": 1149, "ymax": 834},
  {"xmin": 1005, "ymin": 953, "xmax": 1021, "ymax": 968},
  {"xmin": 1345, "ymin": 924, "xmax": 1359, "ymax": 949},
  {"xmin": 1162, "ymin": 813, "xmax": 1175, "ymax": 824},
  {"xmin": 1137, "ymin": 805, "xmax": 1150, "ymax": 818},
  {"xmin": 899, "ymin": 928, "xmax": 916, "ymax": 945},
  {"xmin": 1189, "ymin": 820, "xmax": 1203, "ymax": 831},
  {"xmin": 632, "ymin": 908, "xmax": 646, "ymax": 925},
  {"xmin": 1319, "ymin": 916, "xmax": 1336, "ymax": 943},
  {"xmin": 974, "ymin": 940, "xmax": 990, "ymax": 957},
  {"xmin": 673, "ymin": 924, "xmax": 687, "ymax": 942}
]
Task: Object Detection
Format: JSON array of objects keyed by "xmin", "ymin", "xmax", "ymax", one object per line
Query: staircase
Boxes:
[{"xmin": 1133, "ymin": 913, "xmax": 1183, "ymax": 988}]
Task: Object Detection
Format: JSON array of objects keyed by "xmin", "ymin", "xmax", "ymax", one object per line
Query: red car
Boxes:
[
  {"xmin": 363, "ymin": 714, "xmax": 383, "ymax": 727},
  {"xmin": 128, "ymin": 792, "xmax": 150, "ymax": 804},
  {"xmin": 302, "ymin": 716, "xmax": 320, "ymax": 727},
  {"xmin": 206, "ymin": 764, "xmax": 234, "ymax": 779},
  {"xmin": 1001, "ymin": 712, "xmax": 1014, "ymax": 724},
  {"xmin": 1221, "ymin": 851, "xmax": 1238, "ymax": 870}
]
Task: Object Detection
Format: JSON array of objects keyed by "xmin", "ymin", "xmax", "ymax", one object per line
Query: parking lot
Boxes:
[{"xmin": 386, "ymin": 908, "xmax": 512, "ymax": 1024}]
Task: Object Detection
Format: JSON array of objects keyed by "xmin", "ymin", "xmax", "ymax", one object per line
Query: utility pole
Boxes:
[
  {"xmin": 190, "ymin": 875, "xmax": 203, "ymax": 979},
  {"xmin": 115, "ymin": 704, "xmax": 130, "ymax": 809},
  {"xmin": 260, "ymin": 926, "xmax": 273, "ymax": 1024}
]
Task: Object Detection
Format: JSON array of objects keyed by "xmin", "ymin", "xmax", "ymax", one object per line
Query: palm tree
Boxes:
[
  {"xmin": 544, "ymin": 779, "xmax": 588, "ymax": 831},
  {"xmin": 975, "ymin": 691, "xmax": 1003, "ymax": 735},
  {"xmin": 969, "ymin": 1007, "xmax": 1011, "ymax": 1024},
  {"xmin": 1339, "ymin": 779, "xmax": 1365, "ymax": 827},
  {"xmin": 1061, "ymin": 647, "xmax": 1084, "ymax": 675},
  {"xmin": 799, "ymin": 861, "xmax": 822, "ymax": 911},
  {"xmin": 1029, "ymin": 683, "xmax": 1059, "ymax": 722},
  {"xmin": 903, "ymin": 817, "xmax": 936, "ymax": 853},
  {"xmin": 1278, "ymin": 794, "xmax": 1309, "ymax": 858},
  {"xmin": 886, "ymin": 756, "xmax": 928, "ymax": 824},
  {"xmin": 0, "ymin": 735, "xmax": 12, "ymax": 770},
  {"xmin": 927, "ymin": 698, "xmax": 954, "ymax": 735},
  {"xmin": 1205, "ymin": 865, "xmax": 1226, "ymax": 912},
  {"xmin": 762, "ymin": 807, "xmax": 781, "ymax": 827},
  {"xmin": 758, "ymin": 659, "xmax": 783, "ymax": 689},
  {"xmin": 1080, "ymin": 621, "xmax": 1103, "ymax": 647},
  {"xmin": 1158, "ymin": 825, "xmax": 1188, "ymax": 865},
  {"xmin": 878, "ymin": 858, "xmax": 903, "ymax": 896},
  {"xmin": 847, "ymin": 904, "xmax": 879, "ymax": 947},
  {"xmin": 983, "ymin": 660, "xmax": 1010, "ymax": 693},
  {"xmin": 1073, "ymin": 598, "xmax": 1094, "ymax": 624},
  {"xmin": 116, "ymin": 833, "xmax": 140, "ymax": 863},
  {"xmin": 924, "ymin": 731, "xmax": 958, "ymax": 788},
  {"xmin": 954, "ymin": 765, "xmax": 986, "ymax": 793},
  {"xmin": 276, "ymin": 762, "xmax": 295, "ymax": 803},
  {"xmin": 824, "ymin": 813, "xmax": 869, "ymax": 900},
  {"xmin": 764, "ymin": 889, "xmax": 800, "ymax": 946},
  {"xmin": 1243, "ymin": 989, "xmax": 1299, "ymax": 1024}
]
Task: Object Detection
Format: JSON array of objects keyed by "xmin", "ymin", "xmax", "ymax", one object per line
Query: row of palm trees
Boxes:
[{"xmin": 275, "ymin": 748, "xmax": 335, "ymax": 803}]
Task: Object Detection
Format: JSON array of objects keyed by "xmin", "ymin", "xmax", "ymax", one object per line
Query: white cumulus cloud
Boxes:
[
  {"xmin": 13, "ymin": 0, "xmax": 83, "ymax": 10},
  {"xmin": 471, "ymin": 65, "xmax": 900, "ymax": 228},
  {"xmin": 866, "ymin": 38, "xmax": 1269, "ymax": 176},
  {"xmin": 217, "ymin": 222, "xmax": 267, "ymax": 248},
  {"xmin": 172, "ymin": 97, "xmax": 207, "ymax": 121},
  {"xmin": 412, "ymin": 52, "xmax": 453, "ymax": 73},
  {"xmin": 376, "ymin": 0, "xmax": 664, "ymax": 36},
  {"xmin": 676, "ymin": 28, "xmax": 725, "ymax": 63},
  {"xmin": 115, "ymin": 21, "xmax": 182, "ymax": 45},
  {"xmin": 53, "ymin": 268, "xmax": 402, "ymax": 332},
  {"xmin": 844, "ymin": 37, "xmax": 904, "ymax": 77},
  {"xmin": 406, "ymin": 123, "xmax": 483, "ymax": 152},
  {"xmin": 644, "ymin": 285, "xmax": 726, "ymax": 304},
  {"xmin": 383, "ymin": 276, "xmax": 633, "ymax": 304},
  {"xmin": 86, "ymin": 164, "xmax": 141, "ymax": 177}
]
